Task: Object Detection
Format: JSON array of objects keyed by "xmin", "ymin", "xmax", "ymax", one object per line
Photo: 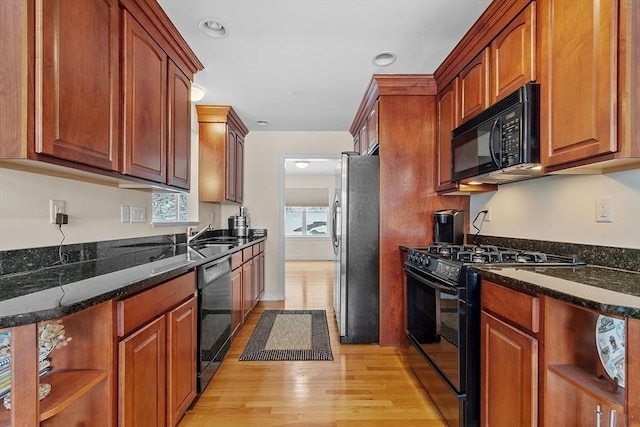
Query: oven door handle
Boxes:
[{"xmin": 404, "ymin": 265, "xmax": 458, "ymax": 296}]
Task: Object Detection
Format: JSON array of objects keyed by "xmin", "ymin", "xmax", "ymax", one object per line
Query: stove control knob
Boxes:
[{"xmin": 422, "ymin": 256, "xmax": 431, "ymax": 267}]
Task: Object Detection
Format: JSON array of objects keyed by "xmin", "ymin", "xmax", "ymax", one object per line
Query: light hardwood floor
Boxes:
[{"xmin": 179, "ymin": 260, "xmax": 446, "ymax": 426}]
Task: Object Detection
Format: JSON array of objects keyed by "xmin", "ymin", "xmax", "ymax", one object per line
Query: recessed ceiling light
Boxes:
[
  {"xmin": 198, "ymin": 18, "xmax": 228, "ymax": 39},
  {"xmin": 372, "ymin": 52, "xmax": 397, "ymax": 67},
  {"xmin": 257, "ymin": 120, "xmax": 269, "ymax": 126},
  {"xmin": 190, "ymin": 84, "xmax": 206, "ymax": 102}
]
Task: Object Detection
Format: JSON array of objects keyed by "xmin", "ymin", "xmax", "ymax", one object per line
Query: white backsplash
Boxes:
[{"xmin": 469, "ymin": 169, "xmax": 640, "ymax": 249}]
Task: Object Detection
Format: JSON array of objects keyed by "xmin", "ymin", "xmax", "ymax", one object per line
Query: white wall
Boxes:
[
  {"xmin": 0, "ymin": 166, "xmax": 189, "ymax": 250},
  {"xmin": 241, "ymin": 131, "xmax": 353, "ymax": 300},
  {"xmin": 0, "ymin": 128, "xmax": 205, "ymax": 251},
  {"xmin": 469, "ymin": 169, "xmax": 640, "ymax": 249}
]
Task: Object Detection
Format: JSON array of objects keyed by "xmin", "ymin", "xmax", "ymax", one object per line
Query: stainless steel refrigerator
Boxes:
[{"xmin": 331, "ymin": 152, "xmax": 379, "ymax": 344}]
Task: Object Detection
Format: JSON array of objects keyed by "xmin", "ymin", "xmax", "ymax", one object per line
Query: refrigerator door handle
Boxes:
[{"xmin": 331, "ymin": 198, "xmax": 340, "ymax": 255}]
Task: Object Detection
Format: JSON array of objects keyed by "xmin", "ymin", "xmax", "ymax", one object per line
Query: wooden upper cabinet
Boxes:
[
  {"xmin": 0, "ymin": 0, "xmax": 120, "ymax": 170},
  {"xmin": 366, "ymin": 100, "xmax": 379, "ymax": 153},
  {"xmin": 437, "ymin": 79, "xmax": 459, "ymax": 190},
  {"xmin": 197, "ymin": 105, "xmax": 249, "ymax": 203},
  {"xmin": 167, "ymin": 61, "xmax": 192, "ymax": 190},
  {"xmin": 122, "ymin": 11, "xmax": 168, "ymax": 184},
  {"xmin": 490, "ymin": 2, "xmax": 536, "ymax": 103},
  {"xmin": 539, "ymin": 0, "xmax": 618, "ymax": 168},
  {"xmin": 0, "ymin": 0, "xmax": 203, "ymax": 190},
  {"xmin": 235, "ymin": 132, "xmax": 245, "ymax": 202},
  {"xmin": 459, "ymin": 49, "xmax": 489, "ymax": 123},
  {"xmin": 38, "ymin": 0, "xmax": 120, "ymax": 171}
]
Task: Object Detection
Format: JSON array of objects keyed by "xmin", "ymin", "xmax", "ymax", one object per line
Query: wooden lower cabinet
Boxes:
[
  {"xmin": 167, "ymin": 297, "xmax": 197, "ymax": 427},
  {"xmin": 481, "ymin": 311, "xmax": 538, "ymax": 427},
  {"xmin": 242, "ymin": 256, "xmax": 254, "ymax": 320},
  {"xmin": 117, "ymin": 272, "xmax": 197, "ymax": 427},
  {"xmin": 231, "ymin": 265, "xmax": 243, "ymax": 337},
  {"xmin": 119, "ymin": 317, "xmax": 167, "ymax": 427},
  {"xmin": 546, "ymin": 368, "xmax": 624, "ymax": 427},
  {"xmin": 481, "ymin": 280, "xmax": 539, "ymax": 427},
  {"xmin": 543, "ymin": 296, "xmax": 630, "ymax": 427}
]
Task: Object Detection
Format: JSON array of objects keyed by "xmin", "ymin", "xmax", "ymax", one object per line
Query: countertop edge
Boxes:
[
  {"xmin": 474, "ymin": 266, "xmax": 640, "ymax": 319},
  {"xmin": 0, "ymin": 237, "xmax": 266, "ymax": 329}
]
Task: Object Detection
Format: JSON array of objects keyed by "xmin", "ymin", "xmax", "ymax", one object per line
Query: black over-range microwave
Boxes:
[{"xmin": 451, "ymin": 82, "xmax": 541, "ymax": 184}]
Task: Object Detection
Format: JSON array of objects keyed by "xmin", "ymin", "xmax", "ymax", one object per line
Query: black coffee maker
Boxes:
[{"xmin": 434, "ymin": 209, "xmax": 464, "ymax": 245}]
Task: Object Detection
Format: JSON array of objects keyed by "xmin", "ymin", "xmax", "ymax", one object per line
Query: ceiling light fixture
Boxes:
[
  {"xmin": 372, "ymin": 52, "xmax": 397, "ymax": 67},
  {"xmin": 198, "ymin": 18, "xmax": 228, "ymax": 39},
  {"xmin": 257, "ymin": 120, "xmax": 269, "ymax": 126},
  {"xmin": 294, "ymin": 161, "xmax": 310, "ymax": 169},
  {"xmin": 190, "ymin": 84, "xmax": 206, "ymax": 102}
]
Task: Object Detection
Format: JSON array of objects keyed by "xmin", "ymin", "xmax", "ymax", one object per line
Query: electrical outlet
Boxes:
[
  {"xmin": 596, "ymin": 198, "xmax": 613, "ymax": 222},
  {"xmin": 484, "ymin": 207, "xmax": 492, "ymax": 222},
  {"xmin": 50, "ymin": 200, "xmax": 65, "ymax": 224}
]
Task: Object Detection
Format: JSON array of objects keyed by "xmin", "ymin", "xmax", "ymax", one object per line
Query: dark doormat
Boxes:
[{"xmin": 239, "ymin": 310, "xmax": 333, "ymax": 361}]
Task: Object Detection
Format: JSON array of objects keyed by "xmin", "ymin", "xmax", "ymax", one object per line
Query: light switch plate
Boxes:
[
  {"xmin": 121, "ymin": 205, "xmax": 131, "ymax": 223},
  {"xmin": 131, "ymin": 206, "xmax": 146, "ymax": 223}
]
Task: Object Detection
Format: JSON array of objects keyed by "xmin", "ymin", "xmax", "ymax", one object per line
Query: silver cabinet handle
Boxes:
[
  {"xmin": 595, "ymin": 404, "xmax": 602, "ymax": 427},
  {"xmin": 609, "ymin": 409, "xmax": 616, "ymax": 427}
]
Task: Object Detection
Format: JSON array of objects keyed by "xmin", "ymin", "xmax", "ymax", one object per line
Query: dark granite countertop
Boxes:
[
  {"xmin": 0, "ymin": 234, "xmax": 266, "ymax": 328},
  {"xmin": 473, "ymin": 265, "xmax": 640, "ymax": 318}
]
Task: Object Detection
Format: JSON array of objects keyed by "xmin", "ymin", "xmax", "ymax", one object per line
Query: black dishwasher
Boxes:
[{"xmin": 196, "ymin": 255, "xmax": 232, "ymax": 392}]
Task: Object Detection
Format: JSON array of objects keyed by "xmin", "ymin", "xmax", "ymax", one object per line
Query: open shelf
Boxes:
[
  {"xmin": 548, "ymin": 364, "xmax": 625, "ymax": 412},
  {"xmin": 0, "ymin": 369, "xmax": 107, "ymax": 425}
]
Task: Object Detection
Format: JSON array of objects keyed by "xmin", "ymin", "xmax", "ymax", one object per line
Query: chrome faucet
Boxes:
[{"xmin": 187, "ymin": 224, "xmax": 212, "ymax": 244}]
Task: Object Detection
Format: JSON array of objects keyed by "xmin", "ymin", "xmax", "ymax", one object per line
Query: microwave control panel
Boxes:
[{"xmin": 501, "ymin": 108, "xmax": 522, "ymax": 166}]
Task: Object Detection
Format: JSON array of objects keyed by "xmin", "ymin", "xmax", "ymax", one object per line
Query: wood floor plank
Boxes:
[{"xmin": 179, "ymin": 260, "xmax": 445, "ymax": 426}]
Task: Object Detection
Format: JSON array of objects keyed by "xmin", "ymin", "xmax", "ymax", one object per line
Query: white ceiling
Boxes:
[{"xmin": 158, "ymin": 0, "xmax": 492, "ymax": 133}]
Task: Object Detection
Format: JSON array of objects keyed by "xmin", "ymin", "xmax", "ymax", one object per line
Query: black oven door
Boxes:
[{"xmin": 405, "ymin": 264, "xmax": 463, "ymax": 393}]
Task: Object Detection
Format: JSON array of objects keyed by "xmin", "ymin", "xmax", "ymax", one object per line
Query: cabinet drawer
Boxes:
[
  {"xmin": 117, "ymin": 271, "xmax": 196, "ymax": 337},
  {"xmin": 481, "ymin": 280, "xmax": 539, "ymax": 333},
  {"xmin": 232, "ymin": 252, "xmax": 243, "ymax": 270},
  {"xmin": 252, "ymin": 243, "xmax": 261, "ymax": 256},
  {"xmin": 242, "ymin": 247, "xmax": 253, "ymax": 262}
]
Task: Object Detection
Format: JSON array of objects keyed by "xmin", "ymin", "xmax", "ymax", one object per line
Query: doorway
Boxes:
[{"xmin": 278, "ymin": 154, "xmax": 340, "ymax": 301}]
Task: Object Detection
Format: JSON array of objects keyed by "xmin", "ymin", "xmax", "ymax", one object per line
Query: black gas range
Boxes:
[
  {"xmin": 406, "ymin": 244, "xmax": 586, "ymax": 284},
  {"xmin": 403, "ymin": 243, "xmax": 584, "ymax": 427}
]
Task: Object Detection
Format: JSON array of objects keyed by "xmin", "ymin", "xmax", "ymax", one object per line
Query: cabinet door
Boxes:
[
  {"xmin": 242, "ymin": 259, "xmax": 254, "ymax": 320},
  {"xmin": 167, "ymin": 61, "xmax": 191, "ymax": 189},
  {"xmin": 546, "ymin": 369, "xmax": 626, "ymax": 427},
  {"xmin": 225, "ymin": 127, "xmax": 237, "ymax": 202},
  {"xmin": 437, "ymin": 79, "xmax": 459, "ymax": 190},
  {"xmin": 258, "ymin": 250, "xmax": 265, "ymax": 296},
  {"xmin": 367, "ymin": 100, "xmax": 379, "ymax": 152},
  {"xmin": 539, "ymin": 0, "xmax": 617, "ymax": 167},
  {"xmin": 481, "ymin": 311, "xmax": 538, "ymax": 427},
  {"xmin": 459, "ymin": 49, "xmax": 489, "ymax": 123},
  {"xmin": 231, "ymin": 267, "xmax": 243, "ymax": 336},
  {"xmin": 167, "ymin": 297, "xmax": 197, "ymax": 427},
  {"xmin": 235, "ymin": 133, "xmax": 244, "ymax": 203},
  {"xmin": 38, "ymin": 0, "xmax": 119, "ymax": 171},
  {"xmin": 490, "ymin": 3, "xmax": 536, "ymax": 103},
  {"xmin": 122, "ymin": 12, "xmax": 168, "ymax": 183},
  {"xmin": 119, "ymin": 316, "xmax": 166, "ymax": 427}
]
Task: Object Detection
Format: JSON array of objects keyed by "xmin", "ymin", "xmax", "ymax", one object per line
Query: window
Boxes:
[
  {"xmin": 285, "ymin": 206, "xmax": 328, "ymax": 236},
  {"xmin": 152, "ymin": 193, "xmax": 189, "ymax": 223}
]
